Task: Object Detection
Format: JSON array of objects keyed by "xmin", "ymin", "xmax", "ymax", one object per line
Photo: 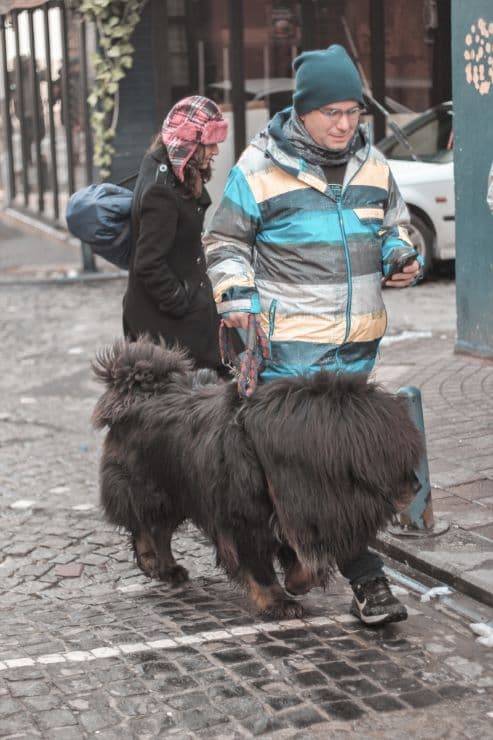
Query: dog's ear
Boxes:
[
  {"xmin": 91, "ymin": 389, "xmax": 125, "ymax": 430},
  {"xmin": 92, "ymin": 336, "xmax": 194, "ymax": 389},
  {"xmin": 91, "ymin": 337, "xmax": 195, "ymax": 428}
]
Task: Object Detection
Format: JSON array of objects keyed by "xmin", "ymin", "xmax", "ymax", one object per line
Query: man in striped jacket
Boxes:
[{"xmin": 204, "ymin": 45, "xmax": 421, "ymax": 626}]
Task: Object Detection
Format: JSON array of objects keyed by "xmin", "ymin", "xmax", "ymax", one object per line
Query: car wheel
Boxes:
[{"xmin": 406, "ymin": 212, "xmax": 434, "ymax": 279}]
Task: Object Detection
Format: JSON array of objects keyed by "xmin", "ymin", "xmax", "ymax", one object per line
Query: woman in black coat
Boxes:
[{"xmin": 123, "ymin": 96, "xmax": 228, "ymax": 371}]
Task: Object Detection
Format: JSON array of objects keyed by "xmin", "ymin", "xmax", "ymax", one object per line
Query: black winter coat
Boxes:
[{"xmin": 122, "ymin": 145, "xmax": 222, "ymax": 370}]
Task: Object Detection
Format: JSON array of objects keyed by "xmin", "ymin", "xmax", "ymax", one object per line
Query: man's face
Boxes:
[{"xmin": 300, "ymin": 99, "xmax": 362, "ymax": 151}]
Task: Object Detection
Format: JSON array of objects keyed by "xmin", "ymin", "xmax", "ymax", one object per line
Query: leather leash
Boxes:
[{"xmin": 219, "ymin": 314, "xmax": 270, "ymax": 398}]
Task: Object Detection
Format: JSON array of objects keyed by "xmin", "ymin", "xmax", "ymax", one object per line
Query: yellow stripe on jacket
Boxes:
[{"xmin": 259, "ymin": 309, "xmax": 387, "ymax": 345}]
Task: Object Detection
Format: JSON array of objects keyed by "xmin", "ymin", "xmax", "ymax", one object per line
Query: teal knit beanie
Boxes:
[{"xmin": 292, "ymin": 44, "xmax": 364, "ymax": 114}]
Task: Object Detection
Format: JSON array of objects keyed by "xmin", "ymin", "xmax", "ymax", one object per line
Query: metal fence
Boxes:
[{"xmin": 0, "ymin": 1, "xmax": 93, "ymax": 229}]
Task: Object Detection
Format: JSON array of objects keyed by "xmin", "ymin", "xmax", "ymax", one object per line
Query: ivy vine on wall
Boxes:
[{"xmin": 78, "ymin": 0, "xmax": 147, "ymax": 179}]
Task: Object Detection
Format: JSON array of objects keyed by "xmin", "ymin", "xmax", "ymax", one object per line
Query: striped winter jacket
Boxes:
[{"xmin": 204, "ymin": 109, "xmax": 417, "ymax": 380}]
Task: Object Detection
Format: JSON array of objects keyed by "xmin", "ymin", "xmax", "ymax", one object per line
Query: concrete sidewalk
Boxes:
[
  {"xmin": 1, "ymin": 215, "xmax": 492, "ymax": 610},
  {"xmin": 0, "ymin": 212, "xmax": 121, "ymax": 282},
  {"xmin": 374, "ymin": 337, "xmax": 493, "ymax": 608}
]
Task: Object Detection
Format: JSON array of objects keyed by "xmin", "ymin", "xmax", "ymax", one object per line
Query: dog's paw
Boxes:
[
  {"xmin": 159, "ymin": 564, "xmax": 189, "ymax": 586},
  {"xmin": 135, "ymin": 553, "xmax": 160, "ymax": 579},
  {"xmin": 283, "ymin": 557, "xmax": 318, "ymax": 596},
  {"xmin": 285, "ymin": 572, "xmax": 315, "ymax": 596},
  {"xmin": 285, "ymin": 582, "xmax": 312, "ymax": 597},
  {"xmin": 260, "ymin": 598, "xmax": 304, "ymax": 621}
]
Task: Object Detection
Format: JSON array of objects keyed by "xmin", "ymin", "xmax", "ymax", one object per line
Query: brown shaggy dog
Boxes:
[{"xmin": 92, "ymin": 337, "xmax": 422, "ymax": 619}]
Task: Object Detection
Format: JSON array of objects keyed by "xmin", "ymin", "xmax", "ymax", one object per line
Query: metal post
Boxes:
[
  {"xmin": 43, "ymin": 3, "xmax": 60, "ymax": 220},
  {"xmin": 77, "ymin": 16, "xmax": 97, "ymax": 273},
  {"xmin": 27, "ymin": 9, "xmax": 44, "ymax": 213},
  {"xmin": 59, "ymin": 2, "xmax": 75, "ymax": 196},
  {"xmin": 388, "ymin": 386, "xmax": 449, "ymax": 537},
  {"xmin": 12, "ymin": 11, "xmax": 29, "ymax": 205},
  {"xmin": 151, "ymin": 0, "xmax": 171, "ymax": 128},
  {"xmin": 78, "ymin": 17, "xmax": 93, "ymax": 186},
  {"xmin": 300, "ymin": 0, "xmax": 316, "ymax": 51},
  {"xmin": 228, "ymin": 0, "xmax": 245, "ymax": 160},
  {"xmin": 370, "ymin": 0, "xmax": 386, "ymax": 141},
  {"xmin": 81, "ymin": 241, "xmax": 97, "ymax": 272},
  {"xmin": 431, "ymin": 0, "xmax": 452, "ymax": 106},
  {"xmin": 0, "ymin": 15, "xmax": 15, "ymax": 202}
]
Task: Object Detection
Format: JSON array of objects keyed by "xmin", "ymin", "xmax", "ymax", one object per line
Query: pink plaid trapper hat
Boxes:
[{"xmin": 161, "ymin": 95, "xmax": 228, "ymax": 182}]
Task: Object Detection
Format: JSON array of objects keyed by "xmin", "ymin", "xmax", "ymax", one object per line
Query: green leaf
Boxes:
[
  {"xmin": 106, "ymin": 46, "xmax": 122, "ymax": 58},
  {"xmin": 110, "ymin": 68, "xmax": 126, "ymax": 82},
  {"xmin": 82, "ymin": 0, "xmax": 146, "ymax": 177},
  {"xmin": 107, "ymin": 26, "xmax": 126, "ymax": 38}
]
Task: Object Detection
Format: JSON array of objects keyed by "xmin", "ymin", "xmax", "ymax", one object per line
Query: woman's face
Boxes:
[{"xmin": 198, "ymin": 143, "xmax": 219, "ymax": 169}]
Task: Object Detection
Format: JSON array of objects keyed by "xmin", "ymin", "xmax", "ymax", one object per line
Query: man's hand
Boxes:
[
  {"xmin": 222, "ymin": 312, "xmax": 250, "ymax": 329},
  {"xmin": 385, "ymin": 259, "xmax": 420, "ymax": 288}
]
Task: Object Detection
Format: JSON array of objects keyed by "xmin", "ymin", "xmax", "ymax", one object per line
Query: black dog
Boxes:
[{"xmin": 92, "ymin": 337, "xmax": 422, "ymax": 619}]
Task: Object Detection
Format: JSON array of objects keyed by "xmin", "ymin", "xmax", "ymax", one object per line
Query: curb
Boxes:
[
  {"xmin": 0, "ymin": 270, "xmax": 127, "ymax": 287},
  {"xmin": 375, "ymin": 532, "xmax": 493, "ymax": 609}
]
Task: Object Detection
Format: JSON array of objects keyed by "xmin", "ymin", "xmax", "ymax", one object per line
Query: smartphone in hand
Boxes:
[{"xmin": 382, "ymin": 254, "xmax": 417, "ymax": 286}]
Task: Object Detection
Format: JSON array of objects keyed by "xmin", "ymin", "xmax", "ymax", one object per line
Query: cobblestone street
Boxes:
[{"xmin": 1, "ymin": 278, "xmax": 493, "ymax": 738}]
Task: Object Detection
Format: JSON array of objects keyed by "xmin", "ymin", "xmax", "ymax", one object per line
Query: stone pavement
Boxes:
[
  {"xmin": 1, "ymin": 216, "xmax": 492, "ymax": 610},
  {"xmin": 1, "ymin": 218, "xmax": 493, "ymax": 737}
]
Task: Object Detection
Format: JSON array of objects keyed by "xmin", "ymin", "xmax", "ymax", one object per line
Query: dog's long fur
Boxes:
[{"xmin": 92, "ymin": 337, "xmax": 423, "ymax": 618}]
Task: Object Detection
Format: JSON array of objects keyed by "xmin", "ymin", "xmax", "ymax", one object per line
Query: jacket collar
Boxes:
[
  {"xmin": 149, "ymin": 145, "xmax": 211, "ymax": 207},
  {"xmin": 251, "ymin": 107, "xmax": 371, "ymax": 192}
]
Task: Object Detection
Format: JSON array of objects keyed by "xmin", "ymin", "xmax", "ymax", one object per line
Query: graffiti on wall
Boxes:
[{"xmin": 464, "ymin": 18, "xmax": 493, "ymax": 95}]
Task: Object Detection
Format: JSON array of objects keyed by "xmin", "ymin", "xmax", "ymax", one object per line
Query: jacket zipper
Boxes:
[
  {"xmin": 336, "ymin": 198, "xmax": 352, "ymax": 345},
  {"xmin": 335, "ymin": 145, "xmax": 371, "ymax": 358}
]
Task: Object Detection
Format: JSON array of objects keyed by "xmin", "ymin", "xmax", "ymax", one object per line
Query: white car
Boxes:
[{"xmin": 376, "ymin": 102, "xmax": 455, "ymax": 277}]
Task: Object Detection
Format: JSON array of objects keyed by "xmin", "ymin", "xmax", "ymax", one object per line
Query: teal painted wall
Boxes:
[{"xmin": 452, "ymin": 1, "xmax": 493, "ymax": 356}]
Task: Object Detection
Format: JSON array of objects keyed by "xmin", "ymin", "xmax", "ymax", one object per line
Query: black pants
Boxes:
[{"xmin": 338, "ymin": 548, "xmax": 385, "ymax": 586}]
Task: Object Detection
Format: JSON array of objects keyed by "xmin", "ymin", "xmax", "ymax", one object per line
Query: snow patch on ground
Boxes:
[
  {"xmin": 381, "ymin": 330, "xmax": 433, "ymax": 345},
  {"xmin": 420, "ymin": 586, "xmax": 453, "ymax": 602},
  {"xmin": 470, "ymin": 623, "xmax": 493, "ymax": 648}
]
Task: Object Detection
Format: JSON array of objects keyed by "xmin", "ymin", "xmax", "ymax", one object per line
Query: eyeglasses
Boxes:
[{"xmin": 317, "ymin": 106, "xmax": 366, "ymax": 122}]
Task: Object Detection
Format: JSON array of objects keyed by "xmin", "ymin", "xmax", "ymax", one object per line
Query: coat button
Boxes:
[
  {"xmin": 199, "ymin": 281, "xmax": 205, "ymax": 288},
  {"xmin": 196, "ymin": 257, "xmax": 201, "ymax": 264}
]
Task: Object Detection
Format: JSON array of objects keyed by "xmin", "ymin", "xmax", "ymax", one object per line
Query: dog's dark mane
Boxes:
[
  {"xmin": 241, "ymin": 371, "xmax": 420, "ymax": 576},
  {"xmin": 92, "ymin": 338, "xmax": 423, "ymax": 618}
]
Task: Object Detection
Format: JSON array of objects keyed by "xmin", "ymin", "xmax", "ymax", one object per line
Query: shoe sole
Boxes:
[{"xmin": 350, "ymin": 604, "xmax": 408, "ymax": 626}]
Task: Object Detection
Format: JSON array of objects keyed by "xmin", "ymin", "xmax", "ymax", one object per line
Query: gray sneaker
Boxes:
[{"xmin": 350, "ymin": 577, "xmax": 408, "ymax": 626}]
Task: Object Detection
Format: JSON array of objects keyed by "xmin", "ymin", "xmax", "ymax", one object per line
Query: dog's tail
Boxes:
[
  {"xmin": 243, "ymin": 372, "xmax": 423, "ymax": 583},
  {"xmin": 91, "ymin": 336, "xmax": 194, "ymax": 429}
]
